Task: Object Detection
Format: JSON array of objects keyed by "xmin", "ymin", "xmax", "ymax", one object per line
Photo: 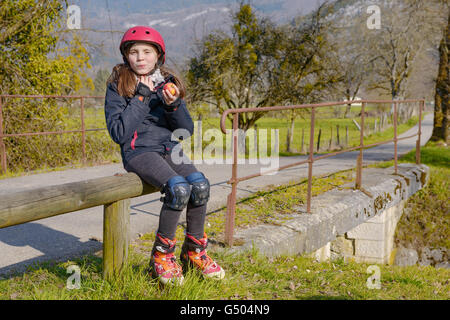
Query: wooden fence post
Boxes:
[
  {"xmin": 301, "ymin": 128, "xmax": 305, "ymax": 153},
  {"xmin": 336, "ymin": 125, "xmax": 340, "ymax": 146},
  {"xmin": 103, "ymin": 198, "xmax": 130, "ymax": 280},
  {"xmin": 329, "ymin": 126, "xmax": 333, "ymax": 150},
  {"xmin": 254, "ymin": 124, "xmax": 258, "ymax": 156},
  {"xmin": 0, "ymin": 96, "xmax": 7, "ymax": 174},
  {"xmin": 345, "ymin": 126, "xmax": 349, "ymax": 147},
  {"xmin": 317, "ymin": 128, "xmax": 322, "ymax": 152},
  {"xmin": 80, "ymin": 97, "xmax": 86, "ymax": 166}
]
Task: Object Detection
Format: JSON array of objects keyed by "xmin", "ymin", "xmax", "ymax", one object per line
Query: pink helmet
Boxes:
[{"xmin": 120, "ymin": 26, "xmax": 166, "ymax": 65}]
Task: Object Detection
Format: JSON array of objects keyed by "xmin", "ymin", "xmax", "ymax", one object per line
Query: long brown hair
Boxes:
[{"xmin": 107, "ymin": 44, "xmax": 186, "ymax": 99}]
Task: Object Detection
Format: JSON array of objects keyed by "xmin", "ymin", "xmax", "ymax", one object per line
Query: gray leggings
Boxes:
[{"xmin": 124, "ymin": 150, "xmax": 206, "ymax": 240}]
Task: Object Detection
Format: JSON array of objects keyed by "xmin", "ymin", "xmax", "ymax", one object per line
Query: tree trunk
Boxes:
[
  {"xmin": 336, "ymin": 125, "xmax": 340, "ymax": 146},
  {"xmin": 431, "ymin": 11, "xmax": 449, "ymax": 143},
  {"xmin": 317, "ymin": 128, "xmax": 322, "ymax": 152},
  {"xmin": 344, "ymin": 89, "xmax": 352, "ymax": 118}
]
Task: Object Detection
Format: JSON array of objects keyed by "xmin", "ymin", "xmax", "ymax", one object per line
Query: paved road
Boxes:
[{"xmin": 0, "ymin": 114, "xmax": 433, "ymax": 275}]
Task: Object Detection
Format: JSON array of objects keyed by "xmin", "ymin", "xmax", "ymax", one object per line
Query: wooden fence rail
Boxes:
[{"xmin": 0, "ymin": 172, "xmax": 158, "ymax": 280}]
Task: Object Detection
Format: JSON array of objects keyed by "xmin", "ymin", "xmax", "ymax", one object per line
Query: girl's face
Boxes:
[{"xmin": 127, "ymin": 42, "xmax": 160, "ymax": 75}]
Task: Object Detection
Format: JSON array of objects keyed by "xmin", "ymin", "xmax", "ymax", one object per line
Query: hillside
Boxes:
[
  {"xmin": 71, "ymin": 0, "xmax": 329, "ymax": 71},
  {"xmin": 72, "ymin": 0, "xmax": 442, "ymax": 103}
]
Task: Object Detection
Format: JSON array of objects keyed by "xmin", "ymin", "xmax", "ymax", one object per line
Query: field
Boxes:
[
  {"xmin": 376, "ymin": 141, "xmax": 450, "ymax": 252},
  {"xmin": 64, "ymin": 103, "xmax": 423, "ymax": 158},
  {"xmin": 0, "ymin": 101, "xmax": 422, "ymax": 178}
]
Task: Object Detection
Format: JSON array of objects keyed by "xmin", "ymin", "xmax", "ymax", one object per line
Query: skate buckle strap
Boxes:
[
  {"xmin": 186, "ymin": 233, "xmax": 208, "ymax": 249},
  {"xmin": 155, "ymin": 233, "xmax": 176, "ymax": 253}
]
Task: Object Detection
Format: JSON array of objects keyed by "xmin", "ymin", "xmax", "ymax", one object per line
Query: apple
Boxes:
[{"xmin": 164, "ymin": 82, "xmax": 177, "ymax": 96}]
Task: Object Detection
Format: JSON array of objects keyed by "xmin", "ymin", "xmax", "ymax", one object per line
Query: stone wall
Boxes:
[
  {"xmin": 328, "ymin": 200, "xmax": 406, "ymax": 264},
  {"xmin": 232, "ymin": 164, "xmax": 429, "ymax": 265}
]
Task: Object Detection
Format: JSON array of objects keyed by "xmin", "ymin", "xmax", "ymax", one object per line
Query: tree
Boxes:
[
  {"xmin": 349, "ymin": 1, "xmax": 440, "ymax": 124},
  {"xmin": 401, "ymin": 0, "xmax": 448, "ymax": 142},
  {"xmin": 186, "ymin": 2, "xmax": 283, "ymax": 131},
  {"xmin": 275, "ymin": 3, "xmax": 339, "ymax": 152},
  {"xmin": 93, "ymin": 68, "xmax": 111, "ymax": 96},
  {"xmin": 187, "ymin": 0, "xmax": 337, "ymax": 153},
  {"xmin": 0, "ymin": 0, "xmax": 93, "ymax": 172},
  {"xmin": 431, "ymin": 7, "xmax": 449, "ymax": 143},
  {"xmin": 366, "ymin": 3, "xmax": 425, "ymax": 102},
  {"xmin": 0, "ymin": 0, "xmax": 92, "ymax": 95},
  {"xmin": 325, "ymin": 6, "xmax": 374, "ymax": 118}
]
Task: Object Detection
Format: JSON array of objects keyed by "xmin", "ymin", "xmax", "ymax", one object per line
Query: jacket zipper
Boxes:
[{"xmin": 131, "ymin": 130, "xmax": 138, "ymax": 150}]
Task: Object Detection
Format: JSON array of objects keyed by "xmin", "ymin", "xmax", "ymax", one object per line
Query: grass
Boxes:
[
  {"xmin": 64, "ymin": 105, "xmax": 419, "ymax": 158},
  {"xmin": 0, "ymin": 243, "xmax": 448, "ymax": 300},
  {"xmin": 375, "ymin": 141, "xmax": 450, "ymax": 251},
  {"xmin": 184, "ymin": 114, "xmax": 420, "ymax": 158},
  {"xmin": 203, "ymin": 171, "xmax": 355, "ymax": 242},
  {"xmin": 1, "ymin": 157, "xmax": 448, "ymax": 300},
  {"xmin": 1, "ymin": 107, "xmax": 445, "ymax": 300}
]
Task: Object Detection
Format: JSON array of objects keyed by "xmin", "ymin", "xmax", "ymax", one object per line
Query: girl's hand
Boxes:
[
  {"xmin": 162, "ymin": 83, "xmax": 180, "ymax": 105},
  {"xmin": 138, "ymin": 75, "xmax": 154, "ymax": 91}
]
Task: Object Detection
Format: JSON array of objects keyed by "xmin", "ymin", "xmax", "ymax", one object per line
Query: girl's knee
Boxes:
[{"xmin": 186, "ymin": 172, "xmax": 210, "ymax": 207}]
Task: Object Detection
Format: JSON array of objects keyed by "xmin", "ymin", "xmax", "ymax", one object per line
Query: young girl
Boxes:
[{"xmin": 104, "ymin": 26, "xmax": 224, "ymax": 286}]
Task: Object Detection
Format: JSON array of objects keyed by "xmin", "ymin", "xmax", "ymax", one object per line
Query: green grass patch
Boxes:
[
  {"xmin": 1, "ymin": 143, "xmax": 448, "ymax": 300},
  {"xmin": 204, "ymin": 171, "xmax": 354, "ymax": 242},
  {"xmin": 2, "ymin": 106, "xmax": 443, "ymax": 300},
  {"xmin": 375, "ymin": 141, "xmax": 450, "ymax": 250},
  {"xmin": 1, "ymin": 104, "xmax": 421, "ymax": 178},
  {"xmin": 197, "ymin": 114, "xmax": 419, "ymax": 158}
]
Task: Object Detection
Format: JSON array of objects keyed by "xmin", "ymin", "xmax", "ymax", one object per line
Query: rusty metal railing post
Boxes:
[
  {"xmin": 0, "ymin": 96, "xmax": 7, "ymax": 175},
  {"xmin": 416, "ymin": 100, "xmax": 423, "ymax": 164},
  {"xmin": 393, "ymin": 102, "xmax": 398, "ymax": 174},
  {"xmin": 355, "ymin": 102, "xmax": 365, "ymax": 189},
  {"xmin": 80, "ymin": 97, "xmax": 86, "ymax": 165},
  {"xmin": 225, "ymin": 113, "xmax": 238, "ymax": 246},
  {"xmin": 306, "ymin": 107, "xmax": 315, "ymax": 213}
]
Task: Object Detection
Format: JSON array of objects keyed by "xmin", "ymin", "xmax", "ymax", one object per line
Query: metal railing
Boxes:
[
  {"xmin": 0, "ymin": 95, "xmax": 425, "ymax": 247},
  {"xmin": 0, "ymin": 94, "xmax": 105, "ymax": 174},
  {"xmin": 220, "ymin": 99, "xmax": 424, "ymax": 246}
]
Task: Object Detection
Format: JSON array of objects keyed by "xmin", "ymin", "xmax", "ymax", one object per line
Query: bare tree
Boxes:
[
  {"xmin": 362, "ymin": 1, "xmax": 431, "ymax": 120},
  {"xmin": 325, "ymin": 10, "xmax": 374, "ymax": 118}
]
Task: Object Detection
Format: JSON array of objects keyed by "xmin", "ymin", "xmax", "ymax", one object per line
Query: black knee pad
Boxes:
[
  {"xmin": 160, "ymin": 175, "xmax": 191, "ymax": 210},
  {"xmin": 186, "ymin": 172, "xmax": 210, "ymax": 207}
]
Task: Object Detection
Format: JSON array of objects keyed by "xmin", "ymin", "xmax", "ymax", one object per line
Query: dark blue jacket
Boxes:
[{"xmin": 104, "ymin": 76, "xmax": 194, "ymax": 167}]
